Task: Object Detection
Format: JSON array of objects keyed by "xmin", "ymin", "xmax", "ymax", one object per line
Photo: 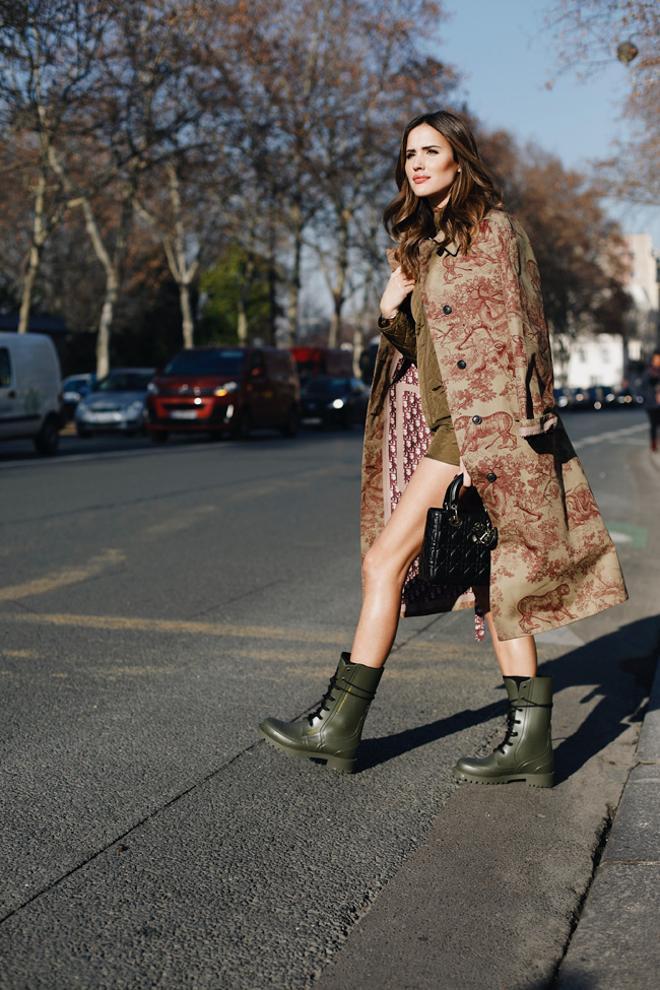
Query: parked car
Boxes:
[
  {"xmin": 75, "ymin": 368, "xmax": 154, "ymax": 437},
  {"xmin": 614, "ymin": 386, "xmax": 644, "ymax": 407},
  {"xmin": 61, "ymin": 372, "xmax": 96, "ymax": 420},
  {"xmin": 569, "ymin": 385, "xmax": 610, "ymax": 411},
  {"xmin": 552, "ymin": 386, "xmax": 571, "ymax": 410},
  {"xmin": 146, "ymin": 346, "xmax": 300, "ymax": 442},
  {"xmin": 301, "ymin": 375, "xmax": 370, "ymax": 429},
  {"xmin": 0, "ymin": 331, "xmax": 62, "ymax": 455}
]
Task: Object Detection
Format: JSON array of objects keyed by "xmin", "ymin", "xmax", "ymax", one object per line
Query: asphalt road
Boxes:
[{"xmin": 0, "ymin": 408, "xmax": 656, "ymax": 989}]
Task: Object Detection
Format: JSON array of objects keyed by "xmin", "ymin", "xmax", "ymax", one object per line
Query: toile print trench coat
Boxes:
[{"xmin": 361, "ymin": 208, "xmax": 628, "ymax": 641}]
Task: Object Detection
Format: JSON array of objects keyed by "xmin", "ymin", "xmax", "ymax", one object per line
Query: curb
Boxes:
[{"xmin": 554, "ymin": 653, "xmax": 660, "ymax": 987}]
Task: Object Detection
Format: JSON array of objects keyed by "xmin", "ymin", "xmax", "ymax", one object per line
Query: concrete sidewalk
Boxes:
[
  {"xmin": 555, "ymin": 656, "xmax": 660, "ymax": 989},
  {"xmin": 314, "ymin": 651, "xmax": 659, "ymax": 990},
  {"xmin": 313, "ymin": 426, "xmax": 660, "ymax": 990}
]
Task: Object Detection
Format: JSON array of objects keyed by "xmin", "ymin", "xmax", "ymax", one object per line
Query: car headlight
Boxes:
[
  {"xmin": 127, "ymin": 400, "xmax": 144, "ymax": 416},
  {"xmin": 331, "ymin": 398, "xmax": 345, "ymax": 409},
  {"xmin": 75, "ymin": 402, "xmax": 88, "ymax": 417},
  {"xmin": 214, "ymin": 381, "xmax": 239, "ymax": 397},
  {"xmin": 147, "ymin": 382, "xmax": 159, "ymax": 395}
]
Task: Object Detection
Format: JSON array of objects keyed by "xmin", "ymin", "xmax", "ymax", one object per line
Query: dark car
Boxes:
[
  {"xmin": 569, "ymin": 385, "xmax": 610, "ymax": 411},
  {"xmin": 146, "ymin": 346, "xmax": 300, "ymax": 442},
  {"xmin": 614, "ymin": 385, "xmax": 644, "ymax": 408},
  {"xmin": 301, "ymin": 375, "xmax": 369, "ymax": 429}
]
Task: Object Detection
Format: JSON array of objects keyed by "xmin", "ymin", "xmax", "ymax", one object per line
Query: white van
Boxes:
[{"xmin": 0, "ymin": 332, "xmax": 62, "ymax": 455}]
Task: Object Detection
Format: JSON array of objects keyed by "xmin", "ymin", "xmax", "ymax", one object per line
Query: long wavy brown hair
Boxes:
[{"xmin": 383, "ymin": 110, "xmax": 502, "ymax": 278}]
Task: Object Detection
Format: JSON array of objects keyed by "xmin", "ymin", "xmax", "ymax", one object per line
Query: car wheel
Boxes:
[
  {"xmin": 150, "ymin": 431, "xmax": 169, "ymax": 444},
  {"xmin": 33, "ymin": 415, "xmax": 60, "ymax": 456},
  {"xmin": 281, "ymin": 405, "xmax": 299, "ymax": 438}
]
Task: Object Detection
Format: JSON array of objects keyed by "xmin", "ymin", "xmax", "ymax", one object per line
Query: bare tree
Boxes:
[
  {"xmin": 0, "ymin": 0, "xmax": 112, "ymax": 332},
  {"xmin": 546, "ymin": 0, "xmax": 660, "ymax": 204}
]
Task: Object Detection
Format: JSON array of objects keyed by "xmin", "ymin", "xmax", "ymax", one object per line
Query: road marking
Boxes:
[
  {"xmin": 0, "ymin": 610, "xmax": 349, "ymax": 644},
  {"xmin": 1, "ymin": 648, "xmax": 41, "ymax": 659},
  {"xmin": 573, "ymin": 423, "xmax": 647, "ymax": 449},
  {"xmin": 0, "ymin": 611, "xmax": 472, "ymax": 661},
  {"xmin": 0, "ymin": 549, "xmax": 124, "ymax": 602}
]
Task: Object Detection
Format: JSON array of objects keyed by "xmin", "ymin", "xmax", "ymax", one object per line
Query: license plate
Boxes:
[
  {"xmin": 169, "ymin": 409, "xmax": 198, "ymax": 420},
  {"xmin": 88, "ymin": 411, "xmax": 121, "ymax": 423}
]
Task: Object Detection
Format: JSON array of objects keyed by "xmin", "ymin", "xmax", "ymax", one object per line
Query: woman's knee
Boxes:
[{"xmin": 362, "ymin": 543, "xmax": 405, "ymax": 587}]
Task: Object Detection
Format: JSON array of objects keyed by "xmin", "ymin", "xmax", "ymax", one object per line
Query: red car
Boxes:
[{"xmin": 146, "ymin": 346, "xmax": 300, "ymax": 442}]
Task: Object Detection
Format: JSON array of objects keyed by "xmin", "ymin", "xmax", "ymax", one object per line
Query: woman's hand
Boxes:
[
  {"xmin": 379, "ymin": 265, "xmax": 415, "ymax": 320},
  {"xmin": 459, "ymin": 457, "xmax": 472, "ymax": 487}
]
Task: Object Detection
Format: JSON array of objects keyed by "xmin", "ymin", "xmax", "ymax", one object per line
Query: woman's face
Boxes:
[{"xmin": 404, "ymin": 124, "xmax": 460, "ymax": 209}]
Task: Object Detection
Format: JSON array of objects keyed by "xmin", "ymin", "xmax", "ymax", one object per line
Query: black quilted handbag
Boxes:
[{"xmin": 419, "ymin": 474, "xmax": 498, "ymax": 587}]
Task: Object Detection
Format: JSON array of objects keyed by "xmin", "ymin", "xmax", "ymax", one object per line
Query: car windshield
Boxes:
[
  {"xmin": 304, "ymin": 377, "xmax": 351, "ymax": 397},
  {"xmin": 64, "ymin": 377, "xmax": 89, "ymax": 390},
  {"xmin": 164, "ymin": 350, "xmax": 245, "ymax": 377},
  {"xmin": 95, "ymin": 372, "xmax": 153, "ymax": 392}
]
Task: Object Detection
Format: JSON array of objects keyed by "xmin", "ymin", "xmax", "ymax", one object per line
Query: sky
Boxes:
[{"xmin": 438, "ymin": 0, "xmax": 658, "ymax": 248}]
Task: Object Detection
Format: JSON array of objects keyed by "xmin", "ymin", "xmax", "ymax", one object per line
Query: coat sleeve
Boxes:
[
  {"xmin": 379, "ymin": 246, "xmax": 417, "ymax": 362},
  {"xmin": 379, "ymin": 305, "xmax": 417, "ymax": 363},
  {"xmin": 499, "ymin": 218, "xmax": 557, "ymax": 437}
]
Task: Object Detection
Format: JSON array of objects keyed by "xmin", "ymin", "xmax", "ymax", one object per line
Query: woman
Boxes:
[
  {"xmin": 259, "ymin": 110, "xmax": 628, "ymax": 786},
  {"xmin": 642, "ymin": 350, "xmax": 660, "ymax": 452}
]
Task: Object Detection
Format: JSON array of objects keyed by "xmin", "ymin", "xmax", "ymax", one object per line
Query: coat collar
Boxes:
[{"xmin": 430, "ymin": 229, "xmax": 460, "ymax": 256}]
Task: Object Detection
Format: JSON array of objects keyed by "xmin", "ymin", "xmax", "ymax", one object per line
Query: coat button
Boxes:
[
  {"xmin": 472, "ymin": 415, "xmax": 482, "ymax": 424},
  {"xmin": 457, "ymin": 359, "xmax": 466, "ymax": 369},
  {"xmin": 486, "ymin": 471, "xmax": 497, "ymax": 483},
  {"xmin": 442, "ymin": 304, "xmax": 453, "ymax": 315}
]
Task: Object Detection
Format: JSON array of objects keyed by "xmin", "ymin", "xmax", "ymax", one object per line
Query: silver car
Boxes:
[{"xmin": 75, "ymin": 368, "xmax": 155, "ymax": 437}]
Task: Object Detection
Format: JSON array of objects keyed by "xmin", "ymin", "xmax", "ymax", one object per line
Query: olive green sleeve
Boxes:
[{"xmin": 379, "ymin": 305, "xmax": 417, "ymax": 363}]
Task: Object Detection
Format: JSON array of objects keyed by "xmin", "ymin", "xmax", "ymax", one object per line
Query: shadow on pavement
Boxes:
[{"xmin": 359, "ymin": 615, "xmax": 659, "ymax": 781}]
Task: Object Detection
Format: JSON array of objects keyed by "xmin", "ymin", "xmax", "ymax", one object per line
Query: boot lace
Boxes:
[
  {"xmin": 307, "ymin": 675, "xmax": 337, "ymax": 725},
  {"xmin": 496, "ymin": 705, "xmax": 523, "ymax": 753}
]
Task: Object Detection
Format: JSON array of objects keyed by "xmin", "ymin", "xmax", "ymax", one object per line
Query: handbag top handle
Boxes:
[{"xmin": 442, "ymin": 473, "xmax": 465, "ymax": 510}]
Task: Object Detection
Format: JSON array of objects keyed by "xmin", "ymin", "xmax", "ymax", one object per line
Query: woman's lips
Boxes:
[{"xmin": 413, "ymin": 176, "xmax": 430, "ymax": 184}]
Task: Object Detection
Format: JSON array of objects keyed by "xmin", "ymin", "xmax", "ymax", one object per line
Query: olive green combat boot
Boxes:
[
  {"xmin": 259, "ymin": 652, "xmax": 383, "ymax": 773},
  {"xmin": 453, "ymin": 676, "xmax": 554, "ymax": 788}
]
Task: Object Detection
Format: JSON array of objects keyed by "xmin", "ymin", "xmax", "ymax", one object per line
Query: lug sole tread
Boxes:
[{"xmin": 454, "ymin": 769, "xmax": 554, "ymax": 788}]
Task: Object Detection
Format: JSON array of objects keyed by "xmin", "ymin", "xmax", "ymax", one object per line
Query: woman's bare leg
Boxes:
[
  {"xmin": 350, "ymin": 458, "xmax": 459, "ymax": 668},
  {"xmin": 483, "ymin": 609, "xmax": 537, "ymax": 677}
]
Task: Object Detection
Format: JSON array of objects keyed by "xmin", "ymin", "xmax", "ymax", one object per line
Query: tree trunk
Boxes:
[
  {"xmin": 327, "ymin": 208, "xmax": 350, "ymax": 348},
  {"xmin": 179, "ymin": 280, "xmax": 194, "ymax": 349},
  {"xmin": 162, "ymin": 162, "xmax": 197, "ymax": 348},
  {"xmin": 46, "ymin": 143, "xmax": 123, "ymax": 377},
  {"xmin": 18, "ymin": 173, "xmax": 47, "ymax": 334},
  {"xmin": 286, "ymin": 200, "xmax": 303, "ymax": 346},
  {"xmin": 237, "ymin": 299, "xmax": 248, "ymax": 344},
  {"xmin": 96, "ymin": 269, "xmax": 118, "ymax": 378}
]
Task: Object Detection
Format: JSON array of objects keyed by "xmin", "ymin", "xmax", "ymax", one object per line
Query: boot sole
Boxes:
[
  {"xmin": 453, "ymin": 768, "xmax": 554, "ymax": 788},
  {"xmin": 260, "ymin": 730, "xmax": 357, "ymax": 773}
]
